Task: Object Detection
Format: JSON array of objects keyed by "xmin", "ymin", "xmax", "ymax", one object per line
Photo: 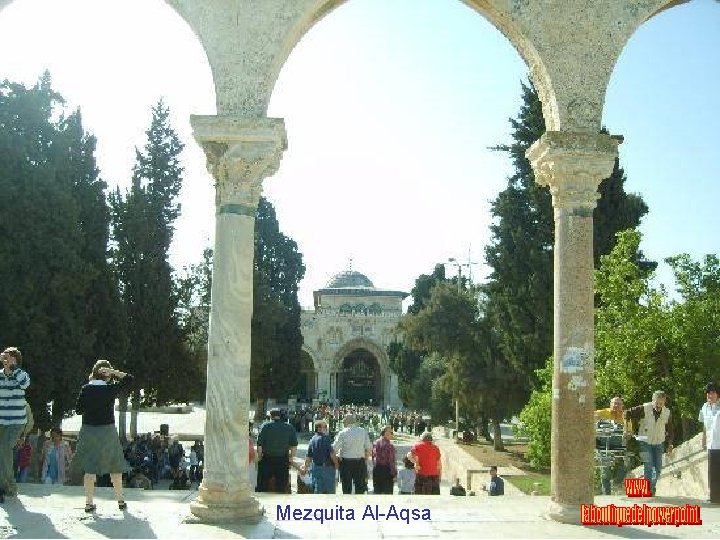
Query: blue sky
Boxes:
[{"xmin": 0, "ymin": 0, "xmax": 717, "ymax": 307}]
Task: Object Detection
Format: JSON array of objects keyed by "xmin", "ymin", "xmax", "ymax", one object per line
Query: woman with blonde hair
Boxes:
[{"xmin": 71, "ymin": 360, "xmax": 132, "ymax": 513}]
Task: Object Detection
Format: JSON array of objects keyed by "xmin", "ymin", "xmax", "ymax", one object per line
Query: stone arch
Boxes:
[
  {"xmin": 301, "ymin": 344, "xmax": 322, "ymax": 373},
  {"xmin": 596, "ymin": 0, "xmax": 696, "ymax": 130},
  {"xmin": 334, "ymin": 340, "xmax": 387, "ymax": 403},
  {"xmin": 271, "ymin": 0, "xmax": 555, "ymax": 129},
  {"xmin": 292, "ymin": 347, "xmax": 318, "ymax": 400},
  {"xmin": 332, "ymin": 337, "xmax": 390, "ymax": 375}
]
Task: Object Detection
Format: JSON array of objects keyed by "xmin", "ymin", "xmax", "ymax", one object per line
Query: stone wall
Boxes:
[
  {"xmin": 432, "ymin": 430, "xmax": 524, "ymax": 495},
  {"xmin": 646, "ymin": 433, "xmax": 709, "ymax": 499}
]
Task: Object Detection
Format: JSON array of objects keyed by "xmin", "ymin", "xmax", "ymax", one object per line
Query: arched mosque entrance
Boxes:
[
  {"xmin": 289, "ymin": 349, "xmax": 317, "ymax": 401},
  {"xmin": 339, "ymin": 348, "xmax": 381, "ymax": 405}
]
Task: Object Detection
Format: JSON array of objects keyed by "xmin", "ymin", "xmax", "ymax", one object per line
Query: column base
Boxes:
[
  {"xmin": 188, "ymin": 485, "xmax": 264, "ymax": 523},
  {"xmin": 545, "ymin": 500, "xmax": 584, "ymax": 524}
]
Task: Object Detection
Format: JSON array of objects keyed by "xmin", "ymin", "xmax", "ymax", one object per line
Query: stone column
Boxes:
[
  {"xmin": 526, "ymin": 131, "xmax": 619, "ymax": 523},
  {"xmin": 318, "ymin": 371, "xmax": 331, "ymax": 402},
  {"xmin": 189, "ymin": 116, "xmax": 286, "ymax": 522}
]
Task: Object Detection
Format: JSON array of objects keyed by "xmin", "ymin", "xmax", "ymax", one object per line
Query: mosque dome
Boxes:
[{"xmin": 326, "ymin": 270, "xmax": 375, "ymax": 289}]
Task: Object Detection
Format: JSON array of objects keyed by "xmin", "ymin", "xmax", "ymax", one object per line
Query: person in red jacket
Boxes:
[
  {"xmin": 15, "ymin": 436, "xmax": 32, "ymax": 483},
  {"xmin": 407, "ymin": 431, "xmax": 441, "ymax": 495}
]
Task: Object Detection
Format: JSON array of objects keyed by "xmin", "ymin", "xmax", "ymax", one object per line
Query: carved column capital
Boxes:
[
  {"xmin": 526, "ymin": 131, "xmax": 619, "ymax": 211},
  {"xmin": 191, "ymin": 116, "xmax": 287, "ymax": 214}
]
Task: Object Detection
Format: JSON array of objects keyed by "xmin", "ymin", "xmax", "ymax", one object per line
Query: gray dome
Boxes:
[{"xmin": 326, "ymin": 270, "xmax": 374, "ymax": 289}]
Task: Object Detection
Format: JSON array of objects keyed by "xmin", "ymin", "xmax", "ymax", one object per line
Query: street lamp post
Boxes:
[
  {"xmin": 445, "ymin": 257, "xmax": 470, "ymax": 439},
  {"xmin": 445, "ymin": 255, "xmax": 477, "ymax": 437}
]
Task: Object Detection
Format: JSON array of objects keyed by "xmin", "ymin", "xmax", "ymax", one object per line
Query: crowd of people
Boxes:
[
  {"xmin": 1, "ymin": 344, "xmax": 717, "ymax": 507},
  {"xmin": 283, "ymin": 404, "xmax": 431, "ymax": 441},
  {"xmin": 121, "ymin": 433, "xmax": 204, "ymax": 490},
  {"xmin": 254, "ymin": 404, "xmax": 505, "ymax": 497},
  {"xmin": 253, "ymin": 404, "xmax": 451, "ymax": 496}
]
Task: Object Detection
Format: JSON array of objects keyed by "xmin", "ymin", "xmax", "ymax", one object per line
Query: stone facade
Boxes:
[
  {"xmin": 300, "ymin": 270, "xmax": 405, "ymax": 408},
  {"xmin": 0, "ymin": 0, "xmax": 692, "ymax": 523}
]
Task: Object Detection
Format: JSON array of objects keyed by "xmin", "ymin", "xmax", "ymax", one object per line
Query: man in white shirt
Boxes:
[
  {"xmin": 699, "ymin": 382, "xmax": 719, "ymax": 503},
  {"xmin": 333, "ymin": 414, "xmax": 372, "ymax": 494}
]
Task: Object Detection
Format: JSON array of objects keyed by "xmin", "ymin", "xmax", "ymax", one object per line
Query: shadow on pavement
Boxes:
[
  {"xmin": 4, "ymin": 499, "xmax": 68, "ymax": 539},
  {"xmin": 582, "ymin": 525, "xmax": 679, "ymax": 539},
  {"xmin": 83, "ymin": 512, "xmax": 157, "ymax": 539}
]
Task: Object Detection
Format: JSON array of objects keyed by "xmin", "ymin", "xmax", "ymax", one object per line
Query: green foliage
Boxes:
[
  {"xmin": 388, "ymin": 262, "xmax": 450, "ymax": 407},
  {"xmin": 400, "ymin": 282, "xmax": 527, "ymax": 448},
  {"xmin": 405, "ymin": 353, "xmax": 452, "ymax": 421},
  {"xmin": 110, "ymin": 99, "xmax": 201, "ymax": 405},
  {"xmin": 0, "ymin": 74, "xmax": 121, "ymax": 428},
  {"xmin": 386, "ymin": 341, "xmax": 423, "ymax": 405},
  {"xmin": 485, "ymin": 80, "xmax": 650, "ymax": 398},
  {"xmin": 516, "ymin": 358, "xmax": 552, "ymax": 470},
  {"xmin": 250, "ymin": 197, "xmax": 306, "ymax": 401},
  {"xmin": 407, "ymin": 263, "xmax": 449, "ymax": 315},
  {"xmin": 664, "ymin": 254, "xmax": 720, "ymax": 420},
  {"xmin": 174, "ymin": 247, "xmax": 212, "ymax": 400},
  {"xmin": 595, "ymin": 230, "xmax": 720, "ymax": 442}
]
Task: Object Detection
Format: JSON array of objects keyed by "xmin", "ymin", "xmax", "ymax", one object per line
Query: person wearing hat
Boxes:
[
  {"xmin": 407, "ymin": 431, "xmax": 441, "ymax": 495},
  {"xmin": 624, "ymin": 390, "xmax": 674, "ymax": 496},
  {"xmin": 256, "ymin": 408, "xmax": 298, "ymax": 493},
  {"xmin": 698, "ymin": 382, "xmax": 719, "ymax": 503}
]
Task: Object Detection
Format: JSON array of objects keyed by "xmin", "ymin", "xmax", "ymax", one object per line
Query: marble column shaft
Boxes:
[
  {"xmin": 527, "ymin": 131, "xmax": 619, "ymax": 522},
  {"xmin": 189, "ymin": 116, "xmax": 287, "ymax": 522}
]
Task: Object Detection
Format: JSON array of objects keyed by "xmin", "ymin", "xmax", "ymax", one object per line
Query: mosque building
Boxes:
[{"xmin": 296, "ymin": 269, "xmax": 406, "ymax": 408}]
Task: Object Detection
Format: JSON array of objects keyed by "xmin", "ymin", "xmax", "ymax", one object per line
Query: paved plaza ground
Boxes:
[
  {"xmin": 0, "ymin": 407, "xmax": 697, "ymax": 538},
  {"xmin": 1, "ymin": 487, "xmax": 718, "ymax": 539}
]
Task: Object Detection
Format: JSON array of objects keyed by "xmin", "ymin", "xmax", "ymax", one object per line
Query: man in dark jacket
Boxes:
[{"xmin": 256, "ymin": 408, "xmax": 298, "ymax": 493}]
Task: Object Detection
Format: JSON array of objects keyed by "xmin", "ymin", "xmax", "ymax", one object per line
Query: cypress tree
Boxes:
[{"xmin": 486, "ymin": 81, "xmax": 649, "ymax": 391}]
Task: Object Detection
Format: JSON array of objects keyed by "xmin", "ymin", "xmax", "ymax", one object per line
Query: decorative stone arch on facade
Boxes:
[
  {"xmin": 301, "ymin": 344, "xmax": 321, "ymax": 373},
  {"xmin": 332, "ymin": 337, "xmax": 391, "ymax": 407},
  {"xmin": 331, "ymin": 337, "xmax": 390, "ymax": 376},
  {"xmin": 292, "ymin": 346, "xmax": 319, "ymax": 401}
]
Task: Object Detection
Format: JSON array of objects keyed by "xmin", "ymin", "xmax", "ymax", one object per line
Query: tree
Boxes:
[
  {"xmin": 516, "ymin": 358, "xmax": 553, "ymax": 470},
  {"xmin": 594, "ymin": 230, "xmax": 671, "ymax": 411},
  {"xmin": 660, "ymin": 253, "xmax": 720, "ymax": 439},
  {"xmin": 174, "ymin": 246, "xmax": 212, "ymax": 401},
  {"xmin": 486, "ymin": 81, "xmax": 649, "ymax": 395},
  {"xmin": 110, "ymin": 99, "xmax": 200, "ymax": 429},
  {"xmin": 388, "ymin": 263, "xmax": 450, "ymax": 406},
  {"xmin": 0, "ymin": 74, "xmax": 121, "ymax": 428},
  {"xmin": 400, "ymin": 282, "xmax": 526, "ymax": 450},
  {"xmin": 594, "ymin": 230, "xmax": 719, "ymax": 444},
  {"xmin": 250, "ymin": 197, "xmax": 306, "ymax": 409}
]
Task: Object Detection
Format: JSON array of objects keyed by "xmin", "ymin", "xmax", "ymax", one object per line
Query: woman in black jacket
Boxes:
[{"xmin": 73, "ymin": 359, "xmax": 132, "ymax": 513}]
